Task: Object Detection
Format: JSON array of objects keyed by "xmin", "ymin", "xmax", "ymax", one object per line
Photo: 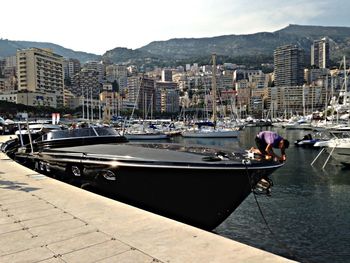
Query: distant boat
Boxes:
[
  {"xmin": 314, "ymin": 138, "xmax": 350, "ymax": 167},
  {"xmin": 283, "ymin": 117, "xmax": 312, "ymax": 130},
  {"xmin": 181, "ymin": 54, "xmax": 240, "ymax": 139},
  {"xmin": 294, "ymin": 134, "xmax": 323, "ymax": 147},
  {"xmin": 123, "ymin": 123, "xmax": 169, "ymax": 140},
  {"xmin": 181, "ymin": 125, "xmax": 239, "ymax": 138},
  {"xmin": 124, "ymin": 132, "xmax": 169, "ymax": 140}
]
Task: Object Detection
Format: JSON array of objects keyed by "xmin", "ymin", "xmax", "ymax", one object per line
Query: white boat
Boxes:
[
  {"xmin": 15, "ymin": 123, "xmax": 62, "ymax": 134},
  {"xmin": 181, "ymin": 126, "xmax": 239, "ymax": 138},
  {"xmin": 283, "ymin": 122, "xmax": 312, "ymax": 130},
  {"xmin": 15, "ymin": 123, "xmax": 63, "ymax": 145},
  {"xmin": 327, "ymin": 124, "xmax": 350, "ymax": 134},
  {"xmin": 314, "ymin": 138, "xmax": 350, "ymax": 166},
  {"xmin": 182, "ymin": 54, "xmax": 240, "ymax": 139},
  {"xmin": 124, "ymin": 132, "xmax": 169, "ymax": 140},
  {"xmin": 123, "ymin": 123, "xmax": 169, "ymax": 140},
  {"xmin": 283, "ymin": 116, "xmax": 312, "ymax": 130}
]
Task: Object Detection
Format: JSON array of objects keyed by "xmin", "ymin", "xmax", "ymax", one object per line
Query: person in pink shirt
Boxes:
[{"xmin": 252, "ymin": 131, "xmax": 289, "ymax": 162}]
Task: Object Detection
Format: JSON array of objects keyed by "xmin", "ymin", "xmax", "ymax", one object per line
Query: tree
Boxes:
[
  {"xmin": 64, "ymin": 77, "xmax": 72, "ymax": 87},
  {"xmin": 112, "ymin": 80, "xmax": 119, "ymax": 92}
]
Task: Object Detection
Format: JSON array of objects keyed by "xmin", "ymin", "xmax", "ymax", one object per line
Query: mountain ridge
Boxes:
[
  {"xmin": 1, "ymin": 24, "xmax": 350, "ymax": 67},
  {"xmin": 0, "ymin": 38, "xmax": 101, "ymax": 63}
]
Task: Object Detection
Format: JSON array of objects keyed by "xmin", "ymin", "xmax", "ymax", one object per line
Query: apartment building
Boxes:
[
  {"xmin": 0, "ymin": 92, "xmax": 57, "ymax": 107},
  {"xmin": 266, "ymin": 85, "xmax": 328, "ymax": 116},
  {"xmin": 0, "ymin": 78, "xmax": 4, "ymax": 92},
  {"xmin": 161, "ymin": 69, "xmax": 173, "ymax": 82},
  {"xmin": 274, "ymin": 45, "xmax": 304, "ymax": 87},
  {"xmin": 155, "ymin": 81, "xmax": 179, "ymax": 113},
  {"xmin": 63, "ymin": 58, "xmax": 81, "ymax": 79},
  {"xmin": 105, "ymin": 64, "xmax": 128, "ymax": 90},
  {"xmin": 304, "ymin": 68, "xmax": 330, "ymax": 85},
  {"xmin": 71, "ymin": 68, "xmax": 101, "ymax": 98},
  {"xmin": 139, "ymin": 76, "xmax": 155, "ymax": 117},
  {"xmin": 311, "ymin": 38, "xmax": 330, "ymax": 69},
  {"xmin": 125, "ymin": 75, "xmax": 141, "ymax": 108},
  {"xmin": 233, "ymin": 69, "xmax": 262, "ymax": 83},
  {"xmin": 16, "ymin": 48, "xmax": 64, "ymax": 108},
  {"xmin": 83, "ymin": 61, "xmax": 105, "ymax": 82}
]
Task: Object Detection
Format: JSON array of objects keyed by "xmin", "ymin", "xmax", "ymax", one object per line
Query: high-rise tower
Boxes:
[
  {"xmin": 311, "ymin": 37, "xmax": 330, "ymax": 69},
  {"xmin": 17, "ymin": 48, "xmax": 64, "ymax": 107},
  {"xmin": 274, "ymin": 45, "xmax": 304, "ymax": 87}
]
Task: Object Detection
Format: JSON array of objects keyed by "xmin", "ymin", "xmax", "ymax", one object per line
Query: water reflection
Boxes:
[{"xmin": 172, "ymin": 127, "xmax": 350, "ymax": 263}]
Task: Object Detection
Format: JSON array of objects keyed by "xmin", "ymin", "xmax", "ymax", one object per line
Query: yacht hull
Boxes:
[
  {"xmin": 327, "ymin": 147, "xmax": 350, "ymax": 166},
  {"xmin": 181, "ymin": 130, "xmax": 239, "ymax": 138},
  {"xmin": 27, "ymin": 143, "xmax": 282, "ymax": 230}
]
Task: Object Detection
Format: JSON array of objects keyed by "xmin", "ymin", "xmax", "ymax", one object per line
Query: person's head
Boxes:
[{"xmin": 279, "ymin": 139, "xmax": 289, "ymax": 153}]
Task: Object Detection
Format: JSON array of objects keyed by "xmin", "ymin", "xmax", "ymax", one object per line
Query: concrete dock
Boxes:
[{"xmin": 0, "ymin": 135, "xmax": 295, "ymax": 263}]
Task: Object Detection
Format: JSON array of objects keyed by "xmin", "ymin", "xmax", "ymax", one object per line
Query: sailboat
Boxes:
[
  {"xmin": 322, "ymin": 56, "xmax": 350, "ymax": 134},
  {"xmin": 124, "ymin": 121, "xmax": 169, "ymax": 140},
  {"xmin": 123, "ymin": 77, "xmax": 169, "ymax": 140},
  {"xmin": 181, "ymin": 54, "xmax": 240, "ymax": 138}
]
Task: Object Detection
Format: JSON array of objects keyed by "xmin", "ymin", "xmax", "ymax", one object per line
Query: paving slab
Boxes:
[
  {"xmin": 57, "ymin": 238, "xmax": 131, "ymax": 263},
  {"xmin": 0, "ymin": 221, "xmax": 25, "ymax": 235},
  {"xmin": 0, "ymin": 246, "xmax": 54, "ymax": 263},
  {"xmin": 0, "ymin": 225, "xmax": 98, "ymax": 256},
  {"xmin": 95, "ymin": 249, "xmax": 154, "ymax": 263},
  {"xmin": 0, "ymin": 230, "xmax": 34, "ymax": 255},
  {"xmin": 9, "ymin": 207, "xmax": 62, "ymax": 222},
  {"xmin": 47, "ymin": 231, "xmax": 112, "ymax": 255},
  {"xmin": 0, "ymin": 215, "xmax": 15, "ymax": 225}
]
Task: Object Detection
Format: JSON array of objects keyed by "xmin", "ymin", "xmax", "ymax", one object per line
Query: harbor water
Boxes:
[{"xmin": 172, "ymin": 127, "xmax": 350, "ymax": 263}]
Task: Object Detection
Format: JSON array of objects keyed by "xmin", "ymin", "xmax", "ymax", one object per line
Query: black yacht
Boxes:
[{"xmin": 6, "ymin": 127, "xmax": 284, "ymax": 230}]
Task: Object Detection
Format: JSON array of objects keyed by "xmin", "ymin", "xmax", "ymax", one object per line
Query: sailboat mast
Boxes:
[
  {"xmin": 343, "ymin": 56, "xmax": 347, "ymax": 88},
  {"xmin": 325, "ymin": 74, "xmax": 328, "ymax": 121},
  {"xmin": 82, "ymin": 93, "xmax": 85, "ymax": 119},
  {"xmin": 212, "ymin": 54, "xmax": 217, "ymax": 123},
  {"xmin": 344, "ymin": 56, "xmax": 347, "ymax": 90},
  {"xmin": 91, "ymin": 87, "xmax": 93, "ymax": 122},
  {"xmin": 344, "ymin": 56, "xmax": 349, "ymax": 126},
  {"xmin": 302, "ymin": 86, "xmax": 306, "ymax": 117}
]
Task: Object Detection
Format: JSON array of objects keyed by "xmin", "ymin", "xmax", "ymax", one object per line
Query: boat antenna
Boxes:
[
  {"xmin": 17, "ymin": 123, "xmax": 24, "ymax": 147},
  {"xmin": 211, "ymin": 54, "xmax": 217, "ymax": 126},
  {"xmin": 26, "ymin": 119, "xmax": 34, "ymax": 154},
  {"xmin": 344, "ymin": 56, "xmax": 347, "ymax": 91},
  {"xmin": 91, "ymin": 125, "xmax": 99, "ymax": 136}
]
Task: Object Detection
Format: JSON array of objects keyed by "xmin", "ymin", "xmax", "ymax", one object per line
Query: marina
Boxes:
[
  {"xmin": 1, "ymin": 124, "xmax": 350, "ymax": 262},
  {"xmin": 1, "ymin": 3, "xmax": 350, "ymax": 262}
]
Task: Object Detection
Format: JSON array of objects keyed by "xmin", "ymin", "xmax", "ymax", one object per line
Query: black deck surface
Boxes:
[
  {"xmin": 46, "ymin": 142, "xmax": 243, "ymax": 164},
  {"xmin": 43, "ymin": 142, "xmax": 284, "ymax": 169}
]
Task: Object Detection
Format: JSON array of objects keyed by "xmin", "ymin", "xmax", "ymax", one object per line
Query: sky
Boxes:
[{"xmin": 1, "ymin": 0, "xmax": 350, "ymax": 55}]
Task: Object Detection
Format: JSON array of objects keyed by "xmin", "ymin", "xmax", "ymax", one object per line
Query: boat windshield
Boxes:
[{"xmin": 41, "ymin": 127, "xmax": 120, "ymax": 141}]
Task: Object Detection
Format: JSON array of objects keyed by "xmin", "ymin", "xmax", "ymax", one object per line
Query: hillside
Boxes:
[
  {"xmin": 136, "ymin": 25, "xmax": 350, "ymax": 64},
  {"xmin": 1, "ymin": 24, "xmax": 350, "ymax": 67},
  {"xmin": 0, "ymin": 39, "xmax": 100, "ymax": 63},
  {"xmin": 98, "ymin": 25, "xmax": 350, "ymax": 67}
]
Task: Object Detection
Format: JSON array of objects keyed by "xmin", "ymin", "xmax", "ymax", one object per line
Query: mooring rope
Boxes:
[{"xmin": 243, "ymin": 160, "xmax": 314, "ymax": 263}]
